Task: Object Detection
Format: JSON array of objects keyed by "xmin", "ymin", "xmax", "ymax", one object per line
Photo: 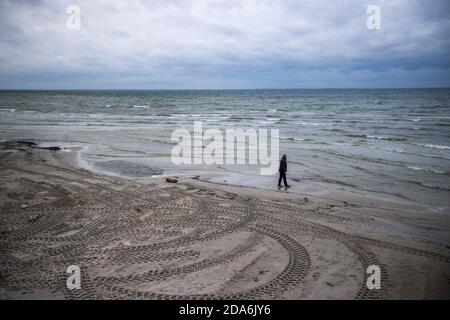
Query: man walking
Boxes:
[{"xmin": 278, "ymin": 154, "xmax": 290, "ymax": 190}]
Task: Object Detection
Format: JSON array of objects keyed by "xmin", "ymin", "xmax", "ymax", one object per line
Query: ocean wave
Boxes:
[
  {"xmin": 85, "ymin": 122, "xmax": 152, "ymax": 126},
  {"xmin": 406, "ymin": 166, "xmax": 447, "ymax": 175},
  {"xmin": 417, "ymin": 144, "xmax": 450, "ymax": 150},
  {"xmin": 87, "ymin": 114, "xmax": 106, "ymax": 118},
  {"xmin": 298, "ymin": 122, "xmax": 321, "ymax": 126},
  {"xmin": 326, "ymin": 128, "xmax": 345, "ymax": 132},
  {"xmin": 0, "ymin": 108, "xmax": 16, "ymax": 112},
  {"xmin": 316, "ymin": 149, "xmax": 407, "ymax": 167},
  {"xmin": 385, "ymin": 148, "xmax": 450, "ymax": 160},
  {"xmin": 300, "ymin": 140, "xmax": 330, "ymax": 145},
  {"xmin": 367, "ymin": 135, "xmax": 408, "ymax": 141},
  {"xmin": 418, "ymin": 183, "xmax": 450, "ymax": 191},
  {"xmin": 226, "ymin": 115, "xmax": 254, "ymax": 121},
  {"xmin": 131, "ymin": 105, "xmax": 151, "ymax": 108},
  {"xmin": 284, "ymin": 137, "xmax": 306, "ymax": 142},
  {"xmin": 345, "ymin": 134, "xmax": 407, "ymax": 141},
  {"xmin": 332, "ymin": 142, "xmax": 351, "ymax": 146},
  {"xmin": 345, "ymin": 134, "xmax": 367, "ymax": 138},
  {"xmin": 258, "ymin": 120, "xmax": 277, "ymax": 125},
  {"xmin": 205, "ymin": 117, "xmax": 230, "ymax": 122}
]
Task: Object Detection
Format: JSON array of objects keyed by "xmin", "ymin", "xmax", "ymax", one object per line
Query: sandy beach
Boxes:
[{"xmin": 0, "ymin": 140, "xmax": 449, "ymax": 300}]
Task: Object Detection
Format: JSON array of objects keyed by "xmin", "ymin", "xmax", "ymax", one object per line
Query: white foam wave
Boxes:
[
  {"xmin": 418, "ymin": 144, "xmax": 450, "ymax": 150},
  {"xmin": 407, "ymin": 166, "xmax": 446, "ymax": 175}
]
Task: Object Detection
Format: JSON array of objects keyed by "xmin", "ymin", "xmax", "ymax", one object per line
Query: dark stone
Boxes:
[
  {"xmin": 16, "ymin": 141, "xmax": 37, "ymax": 147},
  {"xmin": 41, "ymin": 146, "xmax": 61, "ymax": 151}
]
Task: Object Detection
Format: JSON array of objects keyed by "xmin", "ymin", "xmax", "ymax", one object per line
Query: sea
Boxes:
[{"xmin": 0, "ymin": 89, "xmax": 449, "ymax": 208}]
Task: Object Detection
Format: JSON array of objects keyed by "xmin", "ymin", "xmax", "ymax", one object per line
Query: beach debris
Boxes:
[
  {"xmin": 166, "ymin": 177, "xmax": 178, "ymax": 183},
  {"xmin": 304, "ymin": 197, "xmax": 309, "ymax": 203},
  {"xmin": 11, "ymin": 141, "xmax": 61, "ymax": 151},
  {"xmin": 41, "ymin": 146, "xmax": 61, "ymax": 151},
  {"xmin": 16, "ymin": 141, "xmax": 37, "ymax": 147},
  {"xmin": 192, "ymin": 175, "xmax": 200, "ymax": 180}
]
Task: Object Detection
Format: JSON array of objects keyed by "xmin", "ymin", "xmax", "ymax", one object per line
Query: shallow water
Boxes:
[{"xmin": 0, "ymin": 89, "xmax": 449, "ymax": 207}]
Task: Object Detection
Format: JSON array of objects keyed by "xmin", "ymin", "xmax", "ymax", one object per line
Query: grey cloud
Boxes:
[{"xmin": 0, "ymin": 0, "xmax": 449, "ymax": 89}]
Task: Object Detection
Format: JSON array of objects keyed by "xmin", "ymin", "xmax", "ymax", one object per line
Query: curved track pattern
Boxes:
[{"xmin": 1, "ymin": 163, "xmax": 449, "ymax": 300}]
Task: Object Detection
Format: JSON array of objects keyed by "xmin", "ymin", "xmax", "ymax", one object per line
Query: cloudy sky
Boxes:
[{"xmin": 0, "ymin": 0, "xmax": 449, "ymax": 89}]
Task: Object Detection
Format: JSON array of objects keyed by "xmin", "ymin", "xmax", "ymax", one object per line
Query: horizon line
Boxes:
[{"xmin": 0, "ymin": 87, "xmax": 449, "ymax": 91}]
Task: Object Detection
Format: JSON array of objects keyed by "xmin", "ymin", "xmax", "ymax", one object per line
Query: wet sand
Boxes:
[{"xmin": 0, "ymin": 141, "xmax": 449, "ymax": 299}]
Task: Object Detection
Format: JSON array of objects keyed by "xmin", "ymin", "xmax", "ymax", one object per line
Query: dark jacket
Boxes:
[{"xmin": 279, "ymin": 159, "xmax": 287, "ymax": 173}]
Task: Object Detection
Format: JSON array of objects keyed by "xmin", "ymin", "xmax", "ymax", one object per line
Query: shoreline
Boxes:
[
  {"xmin": 63, "ymin": 141, "xmax": 449, "ymax": 217},
  {"xmin": 45, "ymin": 139, "xmax": 449, "ymax": 211},
  {"xmin": 3, "ymin": 134, "xmax": 449, "ymax": 209},
  {"xmin": 1, "ymin": 141, "xmax": 449, "ymax": 299}
]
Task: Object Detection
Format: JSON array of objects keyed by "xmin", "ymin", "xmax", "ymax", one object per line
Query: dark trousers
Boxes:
[{"xmin": 278, "ymin": 171, "xmax": 287, "ymax": 187}]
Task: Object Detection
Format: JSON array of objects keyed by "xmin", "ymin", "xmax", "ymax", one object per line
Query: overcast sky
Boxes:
[{"xmin": 0, "ymin": 0, "xmax": 449, "ymax": 89}]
